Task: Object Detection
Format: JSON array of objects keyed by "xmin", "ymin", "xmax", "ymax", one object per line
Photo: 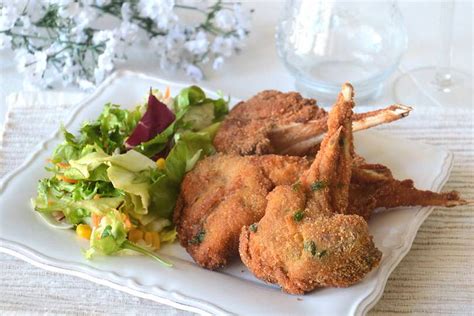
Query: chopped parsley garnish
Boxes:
[
  {"xmin": 101, "ymin": 225, "xmax": 113, "ymax": 239},
  {"xmin": 249, "ymin": 223, "xmax": 258, "ymax": 233},
  {"xmin": 310, "ymin": 180, "xmax": 326, "ymax": 191},
  {"xmin": 304, "ymin": 240, "xmax": 317, "ymax": 256},
  {"xmin": 304, "ymin": 240, "xmax": 327, "ymax": 258},
  {"xmin": 291, "ymin": 181, "xmax": 301, "ymax": 192},
  {"xmin": 293, "ymin": 210, "xmax": 304, "ymax": 222},
  {"xmin": 190, "ymin": 229, "xmax": 206, "ymax": 244}
]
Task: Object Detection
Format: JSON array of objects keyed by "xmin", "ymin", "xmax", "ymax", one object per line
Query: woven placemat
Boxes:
[{"xmin": 1, "ymin": 92, "xmax": 473, "ymax": 315}]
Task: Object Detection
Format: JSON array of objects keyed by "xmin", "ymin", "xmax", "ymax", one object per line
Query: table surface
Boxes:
[{"xmin": 0, "ymin": 1, "xmax": 472, "ymax": 315}]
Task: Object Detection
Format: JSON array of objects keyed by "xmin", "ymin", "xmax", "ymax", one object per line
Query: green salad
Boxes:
[{"xmin": 33, "ymin": 86, "xmax": 228, "ymax": 266}]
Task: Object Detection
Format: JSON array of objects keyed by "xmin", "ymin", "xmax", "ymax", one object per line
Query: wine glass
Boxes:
[
  {"xmin": 276, "ymin": 0, "xmax": 407, "ymax": 104},
  {"xmin": 393, "ymin": 1, "xmax": 472, "ymax": 107}
]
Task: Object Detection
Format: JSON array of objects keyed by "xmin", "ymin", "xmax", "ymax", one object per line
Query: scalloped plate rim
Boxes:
[{"xmin": 0, "ymin": 70, "xmax": 455, "ymax": 315}]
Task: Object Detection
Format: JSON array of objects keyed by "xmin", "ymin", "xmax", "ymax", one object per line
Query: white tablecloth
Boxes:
[{"xmin": 1, "ymin": 2, "xmax": 472, "ymax": 315}]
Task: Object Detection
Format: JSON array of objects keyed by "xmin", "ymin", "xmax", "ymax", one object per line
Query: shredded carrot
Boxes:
[
  {"xmin": 56, "ymin": 162, "xmax": 70, "ymax": 168},
  {"xmin": 164, "ymin": 86, "xmax": 171, "ymax": 99},
  {"xmin": 91, "ymin": 213, "xmax": 102, "ymax": 228},
  {"xmin": 122, "ymin": 214, "xmax": 132, "ymax": 229},
  {"xmin": 56, "ymin": 175, "xmax": 78, "ymax": 184}
]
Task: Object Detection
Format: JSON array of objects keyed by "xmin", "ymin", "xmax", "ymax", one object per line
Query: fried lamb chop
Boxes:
[
  {"xmin": 174, "ymin": 87, "xmax": 466, "ymax": 271},
  {"xmin": 214, "ymin": 90, "xmax": 412, "ymax": 156},
  {"xmin": 175, "ymin": 135, "xmax": 464, "ymax": 270},
  {"xmin": 239, "ymin": 83, "xmax": 380, "ymax": 293}
]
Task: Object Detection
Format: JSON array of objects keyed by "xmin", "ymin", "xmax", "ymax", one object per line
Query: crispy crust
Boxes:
[
  {"xmin": 239, "ymin": 84, "xmax": 384, "ymax": 294},
  {"xmin": 173, "ymin": 154, "xmax": 310, "ymax": 269},
  {"xmin": 213, "ymin": 90, "xmax": 326, "ymax": 155},
  {"xmin": 174, "ymin": 155, "xmax": 465, "ymax": 270},
  {"xmin": 239, "ymin": 187, "xmax": 382, "ymax": 294}
]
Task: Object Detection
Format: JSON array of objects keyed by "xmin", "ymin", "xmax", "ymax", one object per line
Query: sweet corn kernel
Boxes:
[
  {"xmin": 152, "ymin": 233, "xmax": 161, "ymax": 250},
  {"xmin": 128, "ymin": 229, "xmax": 143, "ymax": 243},
  {"xmin": 76, "ymin": 224, "xmax": 92, "ymax": 240},
  {"xmin": 156, "ymin": 158, "xmax": 166, "ymax": 170},
  {"xmin": 144, "ymin": 232, "xmax": 154, "ymax": 246}
]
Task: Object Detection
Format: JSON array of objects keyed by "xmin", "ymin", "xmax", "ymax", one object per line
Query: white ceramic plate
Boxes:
[{"xmin": 0, "ymin": 71, "xmax": 454, "ymax": 315}]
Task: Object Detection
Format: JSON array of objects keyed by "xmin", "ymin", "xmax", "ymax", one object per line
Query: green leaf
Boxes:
[
  {"xmin": 174, "ymin": 86, "xmax": 206, "ymax": 111},
  {"xmin": 165, "ymin": 131, "xmax": 215, "ymax": 183},
  {"xmin": 51, "ymin": 103, "xmax": 142, "ymax": 163},
  {"xmin": 89, "ymin": 210, "xmax": 128, "ymax": 255},
  {"xmin": 160, "ymin": 228, "xmax": 177, "ymax": 243},
  {"xmin": 101, "ymin": 225, "xmax": 113, "ymax": 238}
]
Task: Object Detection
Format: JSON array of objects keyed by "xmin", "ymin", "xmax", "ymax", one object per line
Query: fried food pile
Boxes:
[{"xmin": 173, "ymin": 84, "xmax": 467, "ymax": 293}]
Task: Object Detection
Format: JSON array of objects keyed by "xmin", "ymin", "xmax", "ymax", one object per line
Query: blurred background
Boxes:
[{"xmin": 0, "ymin": 1, "xmax": 472, "ymax": 116}]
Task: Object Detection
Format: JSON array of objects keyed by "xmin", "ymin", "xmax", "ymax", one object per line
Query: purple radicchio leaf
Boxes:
[{"xmin": 125, "ymin": 90, "xmax": 176, "ymax": 151}]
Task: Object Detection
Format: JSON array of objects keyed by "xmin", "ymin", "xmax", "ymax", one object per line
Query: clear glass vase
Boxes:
[{"xmin": 276, "ymin": 0, "xmax": 407, "ymax": 103}]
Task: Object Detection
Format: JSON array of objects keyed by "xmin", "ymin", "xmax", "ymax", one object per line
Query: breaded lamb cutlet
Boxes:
[
  {"xmin": 175, "ymin": 155, "xmax": 464, "ymax": 270},
  {"xmin": 213, "ymin": 90, "xmax": 412, "ymax": 156},
  {"xmin": 239, "ymin": 83, "xmax": 379, "ymax": 293},
  {"xmin": 173, "ymin": 154, "xmax": 310, "ymax": 269},
  {"xmin": 174, "ymin": 86, "xmax": 466, "ymax": 273}
]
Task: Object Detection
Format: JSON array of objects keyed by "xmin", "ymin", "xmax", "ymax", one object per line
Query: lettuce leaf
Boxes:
[
  {"xmin": 34, "ymin": 177, "xmax": 124, "ymax": 225},
  {"xmin": 88, "ymin": 209, "xmax": 128, "ymax": 255},
  {"xmin": 51, "ymin": 104, "xmax": 142, "ymax": 163},
  {"xmin": 147, "ymin": 131, "xmax": 215, "ymax": 220},
  {"xmin": 135, "ymin": 86, "xmax": 228, "ymax": 159}
]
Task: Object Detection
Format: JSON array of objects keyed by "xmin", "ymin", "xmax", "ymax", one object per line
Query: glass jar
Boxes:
[{"xmin": 276, "ymin": 0, "xmax": 407, "ymax": 103}]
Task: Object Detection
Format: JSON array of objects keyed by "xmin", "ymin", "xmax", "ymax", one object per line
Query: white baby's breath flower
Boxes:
[
  {"xmin": 184, "ymin": 31, "xmax": 209, "ymax": 55},
  {"xmin": 185, "ymin": 64, "xmax": 203, "ymax": 81},
  {"xmin": 0, "ymin": 33, "xmax": 12, "ymax": 50},
  {"xmin": 211, "ymin": 36, "xmax": 234, "ymax": 57},
  {"xmin": 233, "ymin": 3, "xmax": 251, "ymax": 30},
  {"xmin": 121, "ymin": 2, "xmax": 132, "ymax": 22},
  {"xmin": 214, "ymin": 10, "xmax": 236, "ymax": 32},
  {"xmin": 0, "ymin": 5, "xmax": 20, "ymax": 31},
  {"xmin": 73, "ymin": 31, "xmax": 88, "ymax": 44},
  {"xmin": 61, "ymin": 54, "xmax": 79, "ymax": 85},
  {"xmin": 94, "ymin": 68, "xmax": 105, "ymax": 84},
  {"xmin": 117, "ymin": 21, "xmax": 139, "ymax": 42},
  {"xmin": 33, "ymin": 51, "xmax": 48, "ymax": 76},
  {"xmin": 72, "ymin": 9, "xmax": 96, "ymax": 32},
  {"xmin": 212, "ymin": 56, "xmax": 224, "ymax": 70},
  {"xmin": 58, "ymin": 2, "xmax": 80, "ymax": 18},
  {"xmin": 93, "ymin": 30, "xmax": 114, "ymax": 45},
  {"xmin": 97, "ymin": 52, "xmax": 114, "ymax": 72},
  {"xmin": 1, "ymin": 0, "xmax": 252, "ymax": 89},
  {"xmin": 19, "ymin": 16, "xmax": 31, "ymax": 29},
  {"xmin": 138, "ymin": 0, "xmax": 176, "ymax": 29},
  {"xmin": 15, "ymin": 49, "xmax": 33, "ymax": 73},
  {"xmin": 77, "ymin": 78, "xmax": 95, "ymax": 90},
  {"xmin": 94, "ymin": 0, "xmax": 111, "ymax": 6},
  {"xmin": 45, "ymin": 42, "xmax": 63, "ymax": 55}
]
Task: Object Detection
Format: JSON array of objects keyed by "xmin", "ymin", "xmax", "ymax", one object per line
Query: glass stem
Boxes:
[{"xmin": 434, "ymin": 0, "xmax": 455, "ymax": 90}]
